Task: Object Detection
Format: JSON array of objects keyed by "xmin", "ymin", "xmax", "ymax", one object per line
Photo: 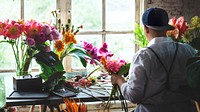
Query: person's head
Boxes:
[{"xmin": 142, "ymin": 7, "xmax": 174, "ymax": 41}]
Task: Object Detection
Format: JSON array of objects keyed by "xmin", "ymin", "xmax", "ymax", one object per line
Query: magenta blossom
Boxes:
[
  {"xmin": 44, "ymin": 46, "xmax": 51, "ymax": 52},
  {"xmin": 26, "ymin": 38, "xmax": 35, "ymax": 46},
  {"xmin": 42, "ymin": 24, "xmax": 51, "ymax": 35},
  {"xmin": 51, "ymin": 28, "xmax": 60, "ymax": 40},
  {"xmin": 82, "ymin": 41, "xmax": 113, "ymax": 65},
  {"xmin": 106, "ymin": 59, "xmax": 126, "ymax": 74},
  {"xmin": 99, "ymin": 42, "xmax": 108, "ymax": 53}
]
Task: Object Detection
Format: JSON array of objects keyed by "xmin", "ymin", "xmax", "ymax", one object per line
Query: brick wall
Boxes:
[{"xmin": 146, "ymin": 0, "xmax": 200, "ymax": 22}]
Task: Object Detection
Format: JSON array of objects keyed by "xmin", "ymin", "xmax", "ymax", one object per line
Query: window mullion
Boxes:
[
  {"xmin": 20, "ymin": 0, "xmax": 24, "ymax": 19},
  {"xmin": 78, "ymin": 30, "xmax": 133, "ymax": 35},
  {"xmin": 102, "ymin": 0, "xmax": 106, "ymax": 44},
  {"xmin": 57, "ymin": 0, "xmax": 72, "ymax": 72}
]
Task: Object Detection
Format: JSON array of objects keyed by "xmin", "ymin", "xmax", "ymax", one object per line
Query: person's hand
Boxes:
[{"xmin": 111, "ymin": 74, "xmax": 125, "ymax": 86}]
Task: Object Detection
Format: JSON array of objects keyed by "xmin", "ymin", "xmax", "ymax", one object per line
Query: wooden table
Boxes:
[{"xmin": 5, "ymin": 76, "xmax": 112, "ymax": 112}]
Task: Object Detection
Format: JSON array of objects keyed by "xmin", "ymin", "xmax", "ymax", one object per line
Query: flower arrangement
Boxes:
[
  {"xmin": 61, "ymin": 98, "xmax": 87, "ymax": 112},
  {"xmin": 167, "ymin": 16, "xmax": 200, "ymax": 53},
  {"xmin": 166, "ymin": 16, "xmax": 188, "ymax": 41},
  {"xmin": 82, "ymin": 41, "xmax": 130, "ymax": 111},
  {"xmin": 0, "ymin": 19, "xmax": 60, "ymax": 76},
  {"xmin": 66, "ymin": 42, "xmax": 113, "ymax": 87},
  {"xmin": 100, "ymin": 56, "xmax": 130, "ymax": 112},
  {"xmin": 182, "ymin": 16, "xmax": 200, "ymax": 52},
  {"xmin": 82, "ymin": 42, "xmax": 113, "ymax": 65},
  {"xmin": 182, "ymin": 16, "xmax": 200, "ymax": 89},
  {"xmin": 34, "ymin": 25, "xmax": 91, "ymax": 91},
  {"xmin": 54, "ymin": 24, "xmax": 89, "ymax": 67}
]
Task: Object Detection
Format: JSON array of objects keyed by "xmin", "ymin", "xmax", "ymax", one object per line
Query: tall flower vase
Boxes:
[
  {"xmin": 16, "ymin": 56, "xmax": 32, "ymax": 76},
  {"xmin": 15, "ymin": 47, "xmax": 34, "ymax": 76}
]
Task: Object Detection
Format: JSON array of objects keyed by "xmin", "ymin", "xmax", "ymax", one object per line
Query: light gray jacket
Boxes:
[{"xmin": 121, "ymin": 37, "xmax": 197, "ymax": 112}]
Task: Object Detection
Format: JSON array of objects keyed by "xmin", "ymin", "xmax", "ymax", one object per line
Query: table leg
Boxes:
[
  {"xmin": 41, "ymin": 104, "xmax": 60, "ymax": 112},
  {"xmin": 42, "ymin": 105, "xmax": 47, "ymax": 112},
  {"xmin": 48, "ymin": 105, "xmax": 54, "ymax": 112},
  {"xmin": 54, "ymin": 105, "xmax": 61, "ymax": 112},
  {"xmin": 29, "ymin": 105, "xmax": 35, "ymax": 112}
]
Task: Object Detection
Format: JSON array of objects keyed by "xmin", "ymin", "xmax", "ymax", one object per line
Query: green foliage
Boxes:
[
  {"xmin": 186, "ymin": 57, "xmax": 200, "ymax": 88},
  {"xmin": 34, "ymin": 51, "xmax": 66, "ymax": 91},
  {"xmin": 34, "ymin": 51, "xmax": 64, "ymax": 81},
  {"xmin": 61, "ymin": 43, "xmax": 91, "ymax": 68},
  {"xmin": 34, "ymin": 43, "xmax": 90, "ymax": 91},
  {"xmin": 133, "ymin": 23, "xmax": 148, "ymax": 48},
  {"xmin": 118, "ymin": 63, "xmax": 131, "ymax": 76}
]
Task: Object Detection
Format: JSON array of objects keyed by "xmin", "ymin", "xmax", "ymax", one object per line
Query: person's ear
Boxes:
[{"xmin": 144, "ymin": 25, "xmax": 149, "ymax": 33}]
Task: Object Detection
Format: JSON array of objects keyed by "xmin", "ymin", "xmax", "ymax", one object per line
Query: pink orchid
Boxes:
[{"xmin": 82, "ymin": 41, "xmax": 113, "ymax": 65}]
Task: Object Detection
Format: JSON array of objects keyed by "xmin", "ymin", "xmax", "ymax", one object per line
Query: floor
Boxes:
[{"xmin": 10, "ymin": 101, "xmax": 136, "ymax": 112}]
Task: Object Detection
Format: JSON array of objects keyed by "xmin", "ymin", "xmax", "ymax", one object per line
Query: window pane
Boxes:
[
  {"xmin": 0, "ymin": 40, "xmax": 16, "ymax": 69},
  {"xmin": 24, "ymin": 0, "xmax": 56, "ymax": 22},
  {"xmin": 0, "ymin": 77, "xmax": 5, "ymax": 108},
  {"xmin": 106, "ymin": 0, "xmax": 135, "ymax": 30},
  {"xmin": 0, "ymin": 0, "xmax": 20, "ymax": 69},
  {"xmin": 0, "ymin": 0, "xmax": 20, "ymax": 19},
  {"xmin": 72, "ymin": 35, "xmax": 102, "ymax": 68},
  {"xmin": 76, "ymin": 35, "xmax": 102, "ymax": 47},
  {"xmin": 24, "ymin": 0, "xmax": 56, "ymax": 69},
  {"xmin": 106, "ymin": 34, "xmax": 135, "ymax": 61},
  {"xmin": 72, "ymin": 0, "xmax": 102, "ymax": 31},
  {"xmin": 0, "ymin": 1, "xmax": 57, "ymax": 70}
]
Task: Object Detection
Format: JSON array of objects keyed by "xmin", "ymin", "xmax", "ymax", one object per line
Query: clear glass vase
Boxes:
[{"xmin": 16, "ymin": 56, "xmax": 32, "ymax": 76}]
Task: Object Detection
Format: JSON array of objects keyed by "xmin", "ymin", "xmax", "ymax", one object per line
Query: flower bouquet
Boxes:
[
  {"xmin": 100, "ymin": 56, "xmax": 130, "ymax": 112},
  {"xmin": 182, "ymin": 16, "xmax": 200, "ymax": 53},
  {"xmin": 181, "ymin": 16, "xmax": 200, "ymax": 89},
  {"xmin": 61, "ymin": 98, "xmax": 87, "ymax": 112},
  {"xmin": 82, "ymin": 41, "xmax": 130, "ymax": 111},
  {"xmin": 54, "ymin": 24, "xmax": 88, "ymax": 65},
  {"xmin": 0, "ymin": 19, "xmax": 60, "ymax": 76},
  {"xmin": 166, "ymin": 16, "xmax": 188, "ymax": 42},
  {"xmin": 34, "ymin": 25, "xmax": 90, "ymax": 91},
  {"xmin": 166, "ymin": 16, "xmax": 200, "ymax": 102}
]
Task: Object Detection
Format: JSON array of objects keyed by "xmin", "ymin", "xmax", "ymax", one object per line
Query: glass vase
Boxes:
[{"xmin": 16, "ymin": 56, "xmax": 32, "ymax": 76}]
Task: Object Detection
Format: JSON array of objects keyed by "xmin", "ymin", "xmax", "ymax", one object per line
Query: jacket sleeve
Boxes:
[{"xmin": 120, "ymin": 50, "xmax": 150, "ymax": 103}]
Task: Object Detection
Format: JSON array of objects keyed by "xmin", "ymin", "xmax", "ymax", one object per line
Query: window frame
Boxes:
[
  {"xmin": 59, "ymin": 0, "xmax": 142, "ymax": 72},
  {"xmin": 0, "ymin": 0, "xmax": 145, "ymax": 73}
]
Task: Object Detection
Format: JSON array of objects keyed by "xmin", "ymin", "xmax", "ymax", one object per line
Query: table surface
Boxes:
[{"xmin": 5, "ymin": 76, "xmax": 113, "ymax": 107}]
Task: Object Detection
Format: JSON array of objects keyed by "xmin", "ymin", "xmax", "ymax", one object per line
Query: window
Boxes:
[
  {"xmin": 0, "ymin": 0, "xmax": 144, "ymax": 108},
  {"xmin": 0, "ymin": 0, "xmax": 56, "ymax": 73},
  {"xmin": 0, "ymin": 0, "xmax": 137, "ymax": 73},
  {"xmin": 70, "ymin": 0, "xmax": 135, "ymax": 69}
]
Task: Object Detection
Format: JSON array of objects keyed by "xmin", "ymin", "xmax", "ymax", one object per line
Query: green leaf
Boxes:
[
  {"xmin": 186, "ymin": 57, "xmax": 200, "ymax": 88},
  {"xmin": 133, "ymin": 23, "xmax": 148, "ymax": 48},
  {"xmin": 34, "ymin": 51, "xmax": 64, "ymax": 81},
  {"xmin": 65, "ymin": 43, "xmax": 91, "ymax": 67},
  {"xmin": 80, "ymin": 57, "xmax": 87, "ymax": 67},
  {"xmin": 118, "ymin": 63, "xmax": 131, "ymax": 76}
]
